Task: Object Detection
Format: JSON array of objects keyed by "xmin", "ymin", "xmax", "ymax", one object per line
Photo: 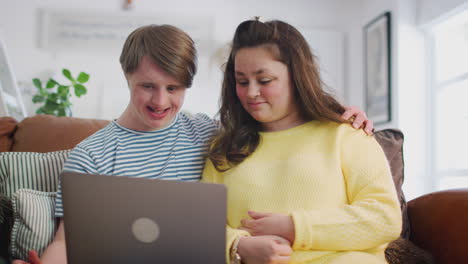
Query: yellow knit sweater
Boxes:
[{"xmin": 202, "ymin": 121, "xmax": 402, "ymax": 264}]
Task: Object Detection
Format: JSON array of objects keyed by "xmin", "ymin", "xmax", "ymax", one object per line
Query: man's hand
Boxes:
[
  {"xmin": 239, "ymin": 211, "xmax": 295, "ymax": 244},
  {"xmin": 11, "ymin": 250, "xmax": 42, "ymax": 264},
  {"xmin": 341, "ymin": 106, "xmax": 374, "ymax": 135},
  {"xmin": 237, "ymin": 235, "xmax": 292, "ymax": 264}
]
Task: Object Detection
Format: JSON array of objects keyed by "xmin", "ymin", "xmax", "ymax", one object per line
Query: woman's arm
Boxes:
[
  {"xmin": 202, "ymin": 160, "xmax": 293, "ymax": 264},
  {"xmin": 236, "ymin": 235, "xmax": 292, "ymax": 264},
  {"xmin": 239, "ymin": 211, "xmax": 295, "ymax": 243},
  {"xmin": 239, "ymin": 130, "xmax": 402, "ymax": 251}
]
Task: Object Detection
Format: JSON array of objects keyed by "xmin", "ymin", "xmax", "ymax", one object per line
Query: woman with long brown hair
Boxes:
[{"xmin": 203, "ymin": 19, "xmax": 402, "ymax": 264}]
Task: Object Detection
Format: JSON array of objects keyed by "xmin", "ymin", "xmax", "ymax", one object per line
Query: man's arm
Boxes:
[
  {"xmin": 11, "ymin": 219, "xmax": 67, "ymax": 264},
  {"xmin": 40, "ymin": 219, "xmax": 67, "ymax": 263},
  {"xmin": 341, "ymin": 105, "xmax": 374, "ymax": 135},
  {"xmin": 39, "ymin": 145, "xmax": 97, "ymax": 263}
]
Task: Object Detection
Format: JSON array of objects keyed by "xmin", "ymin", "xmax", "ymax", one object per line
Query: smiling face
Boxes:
[
  {"xmin": 234, "ymin": 45, "xmax": 305, "ymax": 132},
  {"xmin": 118, "ymin": 56, "xmax": 186, "ymax": 131}
]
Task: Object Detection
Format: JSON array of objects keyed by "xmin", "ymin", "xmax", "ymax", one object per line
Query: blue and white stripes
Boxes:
[{"xmin": 55, "ymin": 112, "xmax": 217, "ymax": 217}]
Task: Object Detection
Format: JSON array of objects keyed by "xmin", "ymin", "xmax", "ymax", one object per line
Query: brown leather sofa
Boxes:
[{"xmin": 1, "ymin": 115, "xmax": 467, "ymax": 263}]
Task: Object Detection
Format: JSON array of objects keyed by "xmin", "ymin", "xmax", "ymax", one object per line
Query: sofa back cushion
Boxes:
[
  {"xmin": 0, "ymin": 117, "xmax": 17, "ymax": 152},
  {"xmin": 374, "ymin": 129, "xmax": 409, "ymax": 239},
  {"xmin": 0, "ymin": 150, "xmax": 71, "ymax": 198},
  {"xmin": 11, "ymin": 115, "xmax": 109, "ymax": 152}
]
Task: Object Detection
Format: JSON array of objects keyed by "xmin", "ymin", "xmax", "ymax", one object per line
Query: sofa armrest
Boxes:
[
  {"xmin": 0, "ymin": 117, "xmax": 18, "ymax": 152},
  {"xmin": 408, "ymin": 188, "xmax": 468, "ymax": 264}
]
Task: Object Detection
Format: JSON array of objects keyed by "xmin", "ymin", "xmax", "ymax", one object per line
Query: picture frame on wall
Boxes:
[{"xmin": 364, "ymin": 11, "xmax": 391, "ymax": 125}]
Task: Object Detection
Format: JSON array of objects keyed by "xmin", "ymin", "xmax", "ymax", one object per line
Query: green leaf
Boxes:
[
  {"xmin": 46, "ymin": 79, "xmax": 58, "ymax": 89},
  {"xmin": 58, "ymin": 108, "xmax": 66, "ymax": 117},
  {"xmin": 74, "ymin": 84, "xmax": 87, "ymax": 97},
  {"xmin": 39, "ymin": 88, "xmax": 48, "ymax": 97},
  {"xmin": 77, "ymin": 72, "xmax": 90, "ymax": 83},
  {"xmin": 59, "ymin": 95, "xmax": 68, "ymax": 103},
  {"xmin": 47, "ymin": 93, "xmax": 59, "ymax": 102},
  {"xmin": 58, "ymin": 85, "xmax": 70, "ymax": 96},
  {"xmin": 43, "ymin": 106, "xmax": 56, "ymax": 113},
  {"xmin": 32, "ymin": 95, "xmax": 45, "ymax": 103},
  {"xmin": 62, "ymin": 69, "xmax": 74, "ymax": 82},
  {"xmin": 32, "ymin": 78, "xmax": 42, "ymax": 89},
  {"xmin": 36, "ymin": 107, "xmax": 45, "ymax": 114},
  {"xmin": 37, "ymin": 105, "xmax": 53, "ymax": 115},
  {"xmin": 60, "ymin": 101, "xmax": 72, "ymax": 107},
  {"xmin": 45, "ymin": 98, "xmax": 59, "ymax": 110}
]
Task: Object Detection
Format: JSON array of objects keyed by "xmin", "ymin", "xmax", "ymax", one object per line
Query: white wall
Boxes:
[
  {"xmin": 0, "ymin": 0, "xmax": 364, "ymax": 120},
  {"xmin": 395, "ymin": 0, "xmax": 430, "ymax": 200},
  {"xmin": 345, "ymin": 0, "xmax": 398, "ymax": 126},
  {"xmin": 418, "ymin": 0, "xmax": 468, "ymax": 25}
]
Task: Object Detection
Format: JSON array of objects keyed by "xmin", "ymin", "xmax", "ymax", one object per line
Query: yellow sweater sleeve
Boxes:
[
  {"xmin": 201, "ymin": 159, "xmax": 250, "ymax": 263},
  {"xmin": 291, "ymin": 129, "xmax": 402, "ymax": 251}
]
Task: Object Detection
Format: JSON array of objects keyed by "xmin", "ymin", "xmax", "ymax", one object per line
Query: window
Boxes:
[{"xmin": 429, "ymin": 8, "xmax": 468, "ymax": 190}]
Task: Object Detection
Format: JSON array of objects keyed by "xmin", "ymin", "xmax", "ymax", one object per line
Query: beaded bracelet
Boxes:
[{"xmin": 230, "ymin": 236, "xmax": 243, "ymax": 264}]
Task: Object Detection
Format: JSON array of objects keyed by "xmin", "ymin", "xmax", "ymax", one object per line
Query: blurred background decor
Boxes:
[{"xmin": 31, "ymin": 69, "xmax": 89, "ymax": 117}]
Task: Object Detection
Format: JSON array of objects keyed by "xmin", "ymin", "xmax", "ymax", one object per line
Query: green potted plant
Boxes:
[{"xmin": 32, "ymin": 69, "xmax": 90, "ymax": 117}]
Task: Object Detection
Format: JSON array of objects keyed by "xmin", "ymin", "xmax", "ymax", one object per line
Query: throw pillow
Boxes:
[
  {"xmin": 0, "ymin": 150, "xmax": 70, "ymax": 261},
  {"xmin": 10, "ymin": 189, "xmax": 57, "ymax": 260},
  {"xmin": 374, "ymin": 129, "xmax": 409, "ymax": 239}
]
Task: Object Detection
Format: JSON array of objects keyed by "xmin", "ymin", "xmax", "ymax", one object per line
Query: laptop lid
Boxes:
[{"xmin": 61, "ymin": 172, "xmax": 226, "ymax": 264}]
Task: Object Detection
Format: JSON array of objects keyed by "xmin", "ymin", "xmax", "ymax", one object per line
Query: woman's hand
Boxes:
[
  {"xmin": 237, "ymin": 235, "xmax": 292, "ymax": 264},
  {"xmin": 11, "ymin": 250, "xmax": 42, "ymax": 264},
  {"xmin": 239, "ymin": 211, "xmax": 295, "ymax": 243},
  {"xmin": 341, "ymin": 105, "xmax": 374, "ymax": 135}
]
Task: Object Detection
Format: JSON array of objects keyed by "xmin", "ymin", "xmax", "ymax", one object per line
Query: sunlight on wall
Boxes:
[{"xmin": 431, "ymin": 8, "xmax": 468, "ymax": 190}]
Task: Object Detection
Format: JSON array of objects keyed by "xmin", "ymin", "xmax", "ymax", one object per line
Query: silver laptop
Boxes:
[{"xmin": 61, "ymin": 172, "xmax": 226, "ymax": 264}]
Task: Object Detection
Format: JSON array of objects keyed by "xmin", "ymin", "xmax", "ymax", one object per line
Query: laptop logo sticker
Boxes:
[{"xmin": 131, "ymin": 217, "xmax": 160, "ymax": 243}]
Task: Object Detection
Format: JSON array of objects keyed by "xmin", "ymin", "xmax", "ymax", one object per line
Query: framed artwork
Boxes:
[
  {"xmin": 364, "ymin": 11, "xmax": 392, "ymax": 125},
  {"xmin": 0, "ymin": 39, "xmax": 27, "ymax": 121}
]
